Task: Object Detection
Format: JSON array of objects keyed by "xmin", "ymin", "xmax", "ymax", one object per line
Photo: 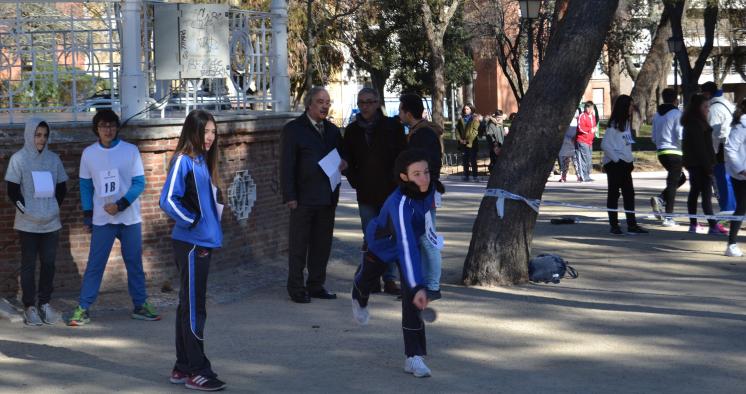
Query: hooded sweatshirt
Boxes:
[
  {"xmin": 725, "ymin": 115, "xmax": 746, "ymax": 181},
  {"xmin": 4, "ymin": 117, "xmax": 69, "ymax": 233},
  {"xmin": 651, "ymin": 104, "xmax": 683, "ymax": 154},
  {"xmin": 708, "ymin": 94, "xmax": 736, "ymax": 153}
]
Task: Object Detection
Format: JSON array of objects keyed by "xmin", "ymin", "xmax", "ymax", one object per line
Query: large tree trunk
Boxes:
[
  {"xmin": 462, "ymin": 79, "xmax": 474, "ymax": 107},
  {"xmin": 420, "ymin": 0, "xmax": 460, "ymax": 128},
  {"xmin": 431, "ymin": 46, "xmax": 446, "ymax": 125},
  {"xmin": 370, "ymin": 69, "xmax": 388, "ymax": 109},
  {"xmin": 608, "ymin": 49, "xmax": 622, "ymax": 106},
  {"xmin": 630, "ymin": 7, "xmax": 674, "ymax": 133},
  {"xmin": 461, "ymin": 0, "xmax": 620, "ymax": 286},
  {"xmin": 304, "ymin": 0, "xmax": 316, "ymax": 96}
]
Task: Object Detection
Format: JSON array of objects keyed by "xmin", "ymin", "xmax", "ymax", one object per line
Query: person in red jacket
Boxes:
[{"xmin": 575, "ymin": 101, "xmax": 597, "ymax": 182}]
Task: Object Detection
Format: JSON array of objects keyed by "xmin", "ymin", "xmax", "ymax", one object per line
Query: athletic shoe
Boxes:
[
  {"xmin": 650, "ymin": 197, "xmax": 664, "ymax": 220},
  {"xmin": 689, "ymin": 224, "xmax": 705, "ymax": 234},
  {"xmin": 67, "ymin": 306, "xmax": 90, "ymax": 326},
  {"xmin": 725, "ymin": 244, "xmax": 743, "ymax": 257},
  {"xmin": 610, "ymin": 226, "xmax": 624, "ymax": 235},
  {"xmin": 38, "ymin": 303, "xmax": 59, "ymax": 325},
  {"xmin": 404, "ymin": 356, "xmax": 432, "ymax": 378},
  {"xmin": 585, "ymin": 178, "xmax": 595, "ymax": 182},
  {"xmin": 132, "ymin": 302, "xmax": 161, "ymax": 321},
  {"xmin": 709, "ymin": 223, "xmax": 729, "ymax": 235},
  {"xmin": 170, "ymin": 369, "xmax": 189, "ymax": 384},
  {"xmin": 185, "ymin": 375, "xmax": 226, "ymax": 391},
  {"xmin": 662, "ymin": 218, "xmax": 677, "ymax": 227},
  {"xmin": 24, "ymin": 306, "xmax": 43, "ymax": 326},
  {"xmin": 627, "ymin": 225, "xmax": 649, "ymax": 235},
  {"xmin": 351, "ymin": 298, "xmax": 369, "ymax": 326}
]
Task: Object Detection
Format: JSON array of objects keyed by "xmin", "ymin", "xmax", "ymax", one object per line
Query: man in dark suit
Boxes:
[
  {"xmin": 280, "ymin": 87, "xmax": 346, "ymax": 303},
  {"xmin": 343, "ymin": 87, "xmax": 407, "ymax": 295}
]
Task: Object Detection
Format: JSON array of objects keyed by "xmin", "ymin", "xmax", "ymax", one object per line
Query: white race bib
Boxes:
[
  {"xmin": 424, "ymin": 211, "xmax": 444, "ymax": 250},
  {"xmin": 98, "ymin": 169, "xmax": 120, "ymax": 198},
  {"xmin": 31, "ymin": 171, "xmax": 55, "ymax": 199}
]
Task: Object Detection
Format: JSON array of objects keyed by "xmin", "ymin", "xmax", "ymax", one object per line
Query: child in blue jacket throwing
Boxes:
[
  {"xmin": 160, "ymin": 110, "xmax": 226, "ymax": 391},
  {"xmin": 352, "ymin": 148, "xmax": 445, "ymax": 378}
]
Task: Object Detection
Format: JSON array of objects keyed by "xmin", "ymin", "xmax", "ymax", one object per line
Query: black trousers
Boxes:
[
  {"xmin": 658, "ymin": 154, "xmax": 687, "ymax": 214},
  {"xmin": 18, "ymin": 231, "xmax": 59, "ymax": 308},
  {"xmin": 604, "ymin": 161, "xmax": 637, "ymax": 227},
  {"xmin": 462, "ymin": 145, "xmax": 479, "ymax": 178},
  {"xmin": 353, "ymin": 251, "xmax": 427, "ymax": 357},
  {"xmin": 687, "ymin": 166, "xmax": 716, "ymax": 227},
  {"xmin": 173, "ymin": 239, "xmax": 215, "ymax": 378},
  {"xmin": 287, "ymin": 205, "xmax": 336, "ymax": 296},
  {"xmin": 729, "ymin": 179, "xmax": 746, "ymax": 244}
]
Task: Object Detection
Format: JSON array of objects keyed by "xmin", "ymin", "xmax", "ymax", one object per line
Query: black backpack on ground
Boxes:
[{"xmin": 528, "ymin": 254, "xmax": 578, "ymax": 284}]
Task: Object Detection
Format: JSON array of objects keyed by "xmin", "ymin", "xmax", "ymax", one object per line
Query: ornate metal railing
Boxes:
[{"xmin": 0, "ymin": 1, "xmax": 276, "ymax": 123}]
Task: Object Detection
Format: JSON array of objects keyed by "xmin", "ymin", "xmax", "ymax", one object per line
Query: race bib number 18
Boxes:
[{"xmin": 98, "ymin": 169, "xmax": 120, "ymax": 198}]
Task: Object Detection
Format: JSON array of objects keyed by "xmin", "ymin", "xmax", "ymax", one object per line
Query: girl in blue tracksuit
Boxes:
[
  {"xmin": 159, "ymin": 110, "xmax": 226, "ymax": 391},
  {"xmin": 351, "ymin": 149, "xmax": 445, "ymax": 378}
]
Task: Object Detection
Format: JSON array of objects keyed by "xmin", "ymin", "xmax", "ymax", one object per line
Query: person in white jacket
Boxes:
[
  {"xmin": 723, "ymin": 98, "xmax": 746, "ymax": 257},
  {"xmin": 702, "ymin": 81, "xmax": 737, "ymax": 213},
  {"xmin": 650, "ymin": 88, "xmax": 685, "ymax": 226},
  {"xmin": 601, "ymin": 95, "xmax": 648, "ymax": 235}
]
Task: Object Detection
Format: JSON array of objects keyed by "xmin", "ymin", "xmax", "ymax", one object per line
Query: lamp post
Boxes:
[
  {"xmin": 519, "ymin": 0, "xmax": 540, "ymax": 82},
  {"xmin": 667, "ymin": 36, "xmax": 684, "ymax": 103},
  {"xmin": 472, "ymin": 69, "xmax": 478, "ymax": 106}
]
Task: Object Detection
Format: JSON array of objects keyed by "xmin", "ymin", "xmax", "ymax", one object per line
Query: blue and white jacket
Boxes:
[
  {"xmin": 365, "ymin": 183, "xmax": 437, "ymax": 293},
  {"xmin": 160, "ymin": 154, "xmax": 223, "ymax": 248}
]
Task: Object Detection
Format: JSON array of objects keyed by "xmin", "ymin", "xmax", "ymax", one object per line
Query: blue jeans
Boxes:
[
  {"xmin": 419, "ymin": 210, "xmax": 441, "ymax": 291},
  {"xmin": 573, "ymin": 143, "xmax": 593, "ymax": 181},
  {"xmin": 713, "ymin": 163, "xmax": 736, "ymax": 212},
  {"xmin": 358, "ymin": 203, "xmax": 398, "ymax": 282},
  {"xmin": 78, "ymin": 223, "xmax": 148, "ymax": 309}
]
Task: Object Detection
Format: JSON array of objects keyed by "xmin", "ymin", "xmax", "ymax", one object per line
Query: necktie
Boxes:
[{"xmin": 316, "ymin": 122, "xmax": 325, "ymax": 138}]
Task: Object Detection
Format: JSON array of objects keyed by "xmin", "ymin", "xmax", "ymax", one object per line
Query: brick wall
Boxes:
[{"xmin": 0, "ymin": 113, "xmax": 296, "ymax": 297}]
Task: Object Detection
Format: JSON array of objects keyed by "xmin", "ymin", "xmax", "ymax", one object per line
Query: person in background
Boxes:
[
  {"xmin": 601, "ymin": 95, "xmax": 648, "ymax": 235},
  {"xmin": 575, "ymin": 101, "xmax": 597, "ymax": 182},
  {"xmin": 344, "ymin": 87, "xmax": 406, "ymax": 295},
  {"xmin": 681, "ymin": 94, "xmax": 729, "ymax": 236},
  {"xmin": 280, "ymin": 86, "xmax": 346, "ymax": 304},
  {"xmin": 456, "ymin": 105, "xmax": 481, "ymax": 182},
  {"xmin": 484, "ymin": 110, "xmax": 506, "ymax": 173},
  {"xmin": 723, "ymin": 98, "xmax": 746, "ymax": 256},
  {"xmin": 559, "ymin": 108, "xmax": 581, "ymax": 182},
  {"xmin": 67, "ymin": 109, "xmax": 160, "ymax": 326},
  {"xmin": 650, "ymin": 88, "xmax": 686, "ymax": 227},
  {"xmin": 4, "ymin": 117, "xmax": 68, "ymax": 326},
  {"xmin": 702, "ymin": 81, "xmax": 737, "ymax": 213}
]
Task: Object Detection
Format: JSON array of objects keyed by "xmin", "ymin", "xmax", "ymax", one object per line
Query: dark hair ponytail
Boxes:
[{"xmin": 733, "ymin": 98, "xmax": 746, "ymax": 127}]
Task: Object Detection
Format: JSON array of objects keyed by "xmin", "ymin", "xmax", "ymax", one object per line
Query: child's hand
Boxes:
[{"xmin": 413, "ymin": 289, "xmax": 428, "ymax": 310}]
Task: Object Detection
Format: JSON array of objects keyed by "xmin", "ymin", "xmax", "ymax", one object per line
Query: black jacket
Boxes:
[
  {"xmin": 407, "ymin": 120, "xmax": 442, "ymax": 179},
  {"xmin": 343, "ymin": 112, "xmax": 407, "ymax": 207},
  {"xmin": 280, "ymin": 113, "xmax": 343, "ymax": 206},
  {"xmin": 682, "ymin": 118, "xmax": 716, "ymax": 170}
]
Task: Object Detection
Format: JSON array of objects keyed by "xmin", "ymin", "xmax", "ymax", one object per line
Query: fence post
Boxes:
[
  {"xmin": 270, "ymin": 0, "xmax": 290, "ymax": 112},
  {"xmin": 121, "ymin": 0, "xmax": 148, "ymax": 120}
]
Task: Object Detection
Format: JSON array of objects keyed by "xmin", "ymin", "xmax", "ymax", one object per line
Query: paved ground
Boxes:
[{"xmin": 1, "ymin": 171, "xmax": 745, "ymax": 393}]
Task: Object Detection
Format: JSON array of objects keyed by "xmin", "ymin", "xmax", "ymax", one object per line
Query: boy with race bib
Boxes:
[{"xmin": 67, "ymin": 109, "xmax": 160, "ymax": 326}]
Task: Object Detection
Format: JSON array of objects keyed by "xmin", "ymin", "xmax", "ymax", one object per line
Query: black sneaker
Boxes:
[
  {"xmin": 185, "ymin": 375, "xmax": 226, "ymax": 391},
  {"xmin": 627, "ymin": 225, "xmax": 649, "ymax": 235},
  {"xmin": 610, "ymin": 226, "xmax": 624, "ymax": 235}
]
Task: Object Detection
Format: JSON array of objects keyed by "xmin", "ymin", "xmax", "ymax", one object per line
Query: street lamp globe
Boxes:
[{"xmin": 519, "ymin": 0, "xmax": 541, "ymax": 19}]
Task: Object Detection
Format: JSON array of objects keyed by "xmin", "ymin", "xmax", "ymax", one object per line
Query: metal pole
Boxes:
[
  {"xmin": 120, "ymin": 0, "xmax": 148, "ymax": 120},
  {"xmin": 270, "ymin": 0, "xmax": 290, "ymax": 112},
  {"xmin": 527, "ymin": 18, "xmax": 534, "ymax": 82}
]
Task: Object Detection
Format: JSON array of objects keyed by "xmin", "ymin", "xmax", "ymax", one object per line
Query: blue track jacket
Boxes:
[
  {"xmin": 365, "ymin": 184, "xmax": 435, "ymax": 293},
  {"xmin": 160, "ymin": 154, "xmax": 223, "ymax": 248}
]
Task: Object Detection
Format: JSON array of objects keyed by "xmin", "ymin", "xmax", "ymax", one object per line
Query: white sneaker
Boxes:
[
  {"xmin": 24, "ymin": 306, "xmax": 43, "ymax": 326},
  {"xmin": 725, "ymin": 244, "xmax": 743, "ymax": 257},
  {"xmin": 404, "ymin": 356, "xmax": 431, "ymax": 378},
  {"xmin": 662, "ymin": 218, "xmax": 677, "ymax": 227},
  {"xmin": 351, "ymin": 299, "xmax": 369, "ymax": 326},
  {"xmin": 38, "ymin": 303, "xmax": 59, "ymax": 325}
]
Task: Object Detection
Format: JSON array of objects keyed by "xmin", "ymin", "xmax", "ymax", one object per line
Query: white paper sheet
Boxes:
[
  {"xmin": 318, "ymin": 148, "xmax": 342, "ymax": 192},
  {"xmin": 31, "ymin": 171, "xmax": 54, "ymax": 198}
]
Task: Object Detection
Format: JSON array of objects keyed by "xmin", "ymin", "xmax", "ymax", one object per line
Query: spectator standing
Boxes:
[
  {"xmin": 456, "ymin": 105, "xmax": 481, "ymax": 182},
  {"xmin": 702, "ymin": 81, "xmax": 737, "ymax": 213},
  {"xmin": 575, "ymin": 101, "xmax": 597, "ymax": 182},
  {"xmin": 724, "ymin": 98, "xmax": 746, "ymax": 256}
]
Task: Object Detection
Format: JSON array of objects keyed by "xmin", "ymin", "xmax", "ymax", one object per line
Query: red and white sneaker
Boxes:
[
  {"xmin": 185, "ymin": 375, "xmax": 227, "ymax": 391},
  {"xmin": 170, "ymin": 369, "xmax": 188, "ymax": 384}
]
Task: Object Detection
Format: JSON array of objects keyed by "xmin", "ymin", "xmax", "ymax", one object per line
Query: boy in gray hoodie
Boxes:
[{"xmin": 4, "ymin": 117, "xmax": 68, "ymax": 326}]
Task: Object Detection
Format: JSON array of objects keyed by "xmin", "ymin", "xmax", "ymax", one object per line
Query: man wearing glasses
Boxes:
[
  {"xmin": 67, "ymin": 109, "xmax": 160, "ymax": 326},
  {"xmin": 343, "ymin": 88, "xmax": 407, "ymax": 295}
]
